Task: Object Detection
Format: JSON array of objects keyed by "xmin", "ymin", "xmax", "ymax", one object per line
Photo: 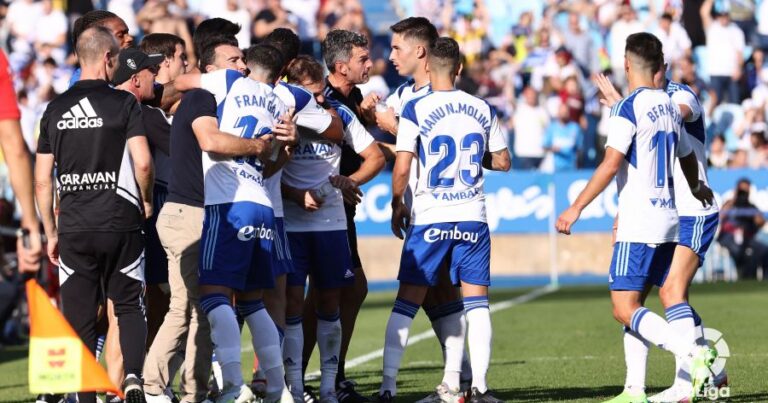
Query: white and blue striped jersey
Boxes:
[
  {"xmin": 269, "ymin": 82, "xmax": 334, "ymax": 218},
  {"xmin": 387, "ymin": 78, "xmax": 431, "ymax": 210},
  {"xmin": 606, "ymin": 87, "xmax": 692, "ymax": 244},
  {"xmin": 667, "ymin": 81, "xmax": 719, "ymax": 217},
  {"xmin": 282, "ymin": 99, "xmax": 374, "ymax": 232},
  {"xmin": 199, "ymin": 69, "xmax": 287, "ymax": 207},
  {"xmin": 396, "ymin": 90, "xmax": 507, "ymax": 225}
]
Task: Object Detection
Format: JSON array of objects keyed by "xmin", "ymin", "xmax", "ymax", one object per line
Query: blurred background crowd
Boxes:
[{"xmin": 2, "ymin": 0, "xmax": 768, "ymax": 181}]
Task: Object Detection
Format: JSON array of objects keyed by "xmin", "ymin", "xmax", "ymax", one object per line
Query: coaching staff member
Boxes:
[{"xmin": 34, "ymin": 26, "xmax": 154, "ymax": 403}]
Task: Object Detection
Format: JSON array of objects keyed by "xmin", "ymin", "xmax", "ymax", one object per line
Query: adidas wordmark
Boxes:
[{"xmin": 57, "ymin": 97, "xmax": 103, "ymax": 130}]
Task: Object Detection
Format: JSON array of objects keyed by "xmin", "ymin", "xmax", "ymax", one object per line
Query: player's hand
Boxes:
[
  {"xmin": 692, "ymin": 181, "xmax": 715, "ymax": 207},
  {"xmin": 593, "ymin": 73, "xmax": 622, "ymax": 107},
  {"xmin": 143, "ymin": 201, "xmax": 153, "ymax": 220},
  {"xmin": 375, "ymin": 106, "xmax": 398, "ymax": 135},
  {"xmin": 47, "ymin": 235, "xmax": 59, "ymax": 266},
  {"xmin": 17, "ymin": 229, "xmax": 42, "ymax": 274},
  {"xmin": 254, "ymin": 134, "xmax": 274, "ymax": 160},
  {"xmin": 274, "ymin": 108, "xmax": 298, "ymax": 146},
  {"xmin": 329, "ymin": 175, "xmax": 363, "ymax": 205},
  {"xmin": 361, "ymin": 93, "xmax": 381, "ymax": 112},
  {"xmin": 303, "ymin": 189, "xmax": 324, "ymax": 212},
  {"xmin": 556, "ymin": 206, "xmax": 581, "ymax": 235},
  {"xmin": 391, "ymin": 202, "xmax": 409, "ymax": 239}
]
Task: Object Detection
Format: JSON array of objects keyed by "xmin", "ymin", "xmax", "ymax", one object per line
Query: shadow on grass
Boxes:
[{"xmin": 0, "ymin": 346, "xmax": 28, "ymax": 364}]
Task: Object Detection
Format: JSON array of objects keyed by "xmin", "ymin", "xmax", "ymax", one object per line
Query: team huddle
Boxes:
[{"xmin": 29, "ymin": 7, "xmax": 724, "ymax": 403}]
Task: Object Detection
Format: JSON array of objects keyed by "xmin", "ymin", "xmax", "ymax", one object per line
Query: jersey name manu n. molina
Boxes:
[
  {"xmin": 269, "ymin": 81, "xmax": 333, "ymax": 218},
  {"xmin": 282, "ymin": 101, "xmax": 374, "ymax": 232},
  {"xmin": 396, "ymin": 90, "xmax": 507, "ymax": 226},
  {"xmin": 37, "ymin": 79, "xmax": 146, "ymax": 233},
  {"xmin": 606, "ymin": 87, "xmax": 692, "ymax": 244},
  {"xmin": 667, "ymin": 81, "xmax": 719, "ymax": 217},
  {"xmin": 200, "ymin": 69, "xmax": 288, "ymax": 208}
]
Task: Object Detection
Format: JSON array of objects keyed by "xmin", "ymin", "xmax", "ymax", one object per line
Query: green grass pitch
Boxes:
[{"xmin": 1, "ymin": 282, "xmax": 766, "ymax": 402}]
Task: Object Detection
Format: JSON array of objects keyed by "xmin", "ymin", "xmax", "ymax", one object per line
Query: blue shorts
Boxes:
[
  {"xmin": 399, "ymin": 222, "xmax": 491, "ymax": 287},
  {"xmin": 198, "ymin": 202, "xmax": 275, "ymax": 291},
  {"xmin": 679, "ymin": 213, "xmax": 719, "ymax": 266},
  {"xmin": 271, "ymin": 217, "xmax": 294, "ymax": 277},
  {"xmin": 286, "ymin": 230, "xmax": 354, "ymax": 289},
  {"xmin": 609, "ymin": 242, "xmax": 676, "ymax": 291}
]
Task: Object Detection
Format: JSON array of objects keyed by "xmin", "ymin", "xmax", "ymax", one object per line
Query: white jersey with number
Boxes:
[
  {"xmin": 667, "ymin": 81, "xmax": 719, "ymax": 217},
  {"xmin": 606, "ymin": 87, "xmax": 692, "ymax": 243},
  {"xmin": 282, "ymin": 101, "xmax": 374, "ymax": 232},
  {"xmin": 269, "ymin": 82, "xmax": 334, "ymax": 218},
  {"xmin": 199, "ymin": 69, "xmax": 287, "ymax": 207},
  {"xmin": 396, "ymin": 90, "xmax": 507, "ymax": 225}
]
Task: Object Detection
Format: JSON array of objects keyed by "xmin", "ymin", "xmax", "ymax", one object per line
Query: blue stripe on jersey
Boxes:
[
  {"xmin": 215, "ymin": 70, "xmax": 243, "ymax": 124},
  {"xmin": 397, "ymin": 78, "xmax": 416, "ymax": 97},
  {"xmin": 417, "ymin": 136, "xmax": 425, "ymax": 165},
  {"xmin": 328, "ymin": 100, "xmax": 355, "ymax": 128},
  {"xmin": 626, "ymin": 137, "xmax": 637, "ymax": 167},
  {"xmin": 280, "ymin": 82, "xmax": 313, "ymax": 111},
  {"xmin": 609, "ymin": 89, "xmax": 640, "ymax": 125},
  {"xmin": 482, "ymin": 100, "xmax": 497, "ymax": 122},
  {"xmin": 400, "ymin": 93, "xmax": 431, "ymax": 126},
  {"xmin": 667, "ymin": 81, "xmax": 706, "ymax": 144}
]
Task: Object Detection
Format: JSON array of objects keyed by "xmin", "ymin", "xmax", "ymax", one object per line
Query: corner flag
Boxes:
[{"xmin": 26, "ymin": 280, "xmax": 122, "ymax": 398}]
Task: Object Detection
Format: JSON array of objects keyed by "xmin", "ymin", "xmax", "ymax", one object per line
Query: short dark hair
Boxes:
[
  {"xmin": 199, "ymin": 35, "xmax": 239, "ymax": 71},
  {"xmin": 140, "ymin": 33, "xmax": 185, "ymax": 59},
  {"xmin": 390, "ymin": 17, "xmax": 438, "ymax": 47},
  {"xmin": 193, "ymin": 18, "xmax": 240, "ymax": 62},
  {"xmin": 428, "ymin": 36, "xmax": 461, "ymax": 74},
  {"xmin": 625, "ymin": 32, "xmax": 664, "ymax": 74},
  {"xmin": 263, "ymin": 28, "xmax": 300, "ymax": 67},
  {"xmin": 72, "ymin": 10, "xmax": 119, "ymax": 47},
  {"xmin": 660, "ymin": 12, "xmax": 673, "ymax": 21},
  {"xmin": 321, "ymin": 29, "xmax": 368, "ymax": 73},
  {"xmin": 286, "ymin": 55, "xmax": 325, "ymax": 84},
  {"xmin": 245, "ymin": 44, "xmax": 284, "ymax": 82}
]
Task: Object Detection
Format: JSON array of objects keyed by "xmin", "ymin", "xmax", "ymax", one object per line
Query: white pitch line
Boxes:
[{"xmin": 305, "ymin": 284, "xmax": 558, "ymax": 379}]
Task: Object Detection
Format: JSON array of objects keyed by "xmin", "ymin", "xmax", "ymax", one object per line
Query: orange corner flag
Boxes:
[{"xmin": 26, "ymin": 280, "xmax": 123, "ymax": 398}]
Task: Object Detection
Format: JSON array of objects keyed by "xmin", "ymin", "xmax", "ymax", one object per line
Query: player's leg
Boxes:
[
  {"xmin": 104, "ymin": 231, "xmax": 149, "ymax": 403},
  {"xmin": 197, "ymin": 203, "xmax": 252, "ymax": 402},
  {"xmin": 378, "ymin": 224, "xmax": 448, "ymax": 400},
  {"xmin": 614, "ymin": 285, "xmax": 653, "ymax": 403},
  {"xmin": 284, "ymin": 231, "xmax": 312, "ymax": 399},
  {"xmin": 238, "ymin": 213, "xmax": 290, "ymax": 403},
  {"xmin": 302, "ymin": 281, "xmax": 318, "ymax": 381},
  {"xmin": 454, "ymin": 222, "xmax": 496, "ymax": 403},
  {"xmin": 310, "ymin": 230, "xmax": 355, "ymax": 403},
  {"xmin": 58, "ymin": 233, "xmax": 101, "ymax": 403},
  {"xmin": 105, "ymin": 300, "xmax": 125, "ymax": 398},
  {"xmin": 336, "ymin": 217, "xmax": 369, "ymax": 403}
]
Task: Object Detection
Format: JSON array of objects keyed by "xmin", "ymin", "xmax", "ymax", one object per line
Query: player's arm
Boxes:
[
  {"xmin": 172, "ymin": 72, "xmax": 202, "ymax": 92},
  {"xmin": 34, "ymin": 152, "xmax": 57, "ymax": 266},
  {"xmin": 191, "ymin": 116, "xmax": 272, "ymax": 158},
  {"xmin": 377, "ymin": 141, "xmax": 397, "ymax": 162},
  {"xmin": 482, "ymin": 115, "xmax": 511, "ymax": 171},
  {"xmin": 281, "ymin": 182, "xmax": 324, "ymax": 212},
  {"xmin": 0, "ymin": 118, "xmax": 42, "ymax": 271},
  {"xmin": 127, "ymin": 136, "xmax": 155, "ymax": 219},
  {"xmin": 262, "ymin": 108, "xmax": 298, "ymax": 178},
  {"xmin": 332, "ymin": 141, "xmax": 385, "ymax": 205},
  {"xmin": 158, "ymin": 81, "xmax": 183, "ymax": 112},
  {"xmin": 390, "ymin": 105, "xmax": 419, "ymax": 239},
  {"xmin": 299, "ymin": 94, "xmax": 343, "ymax": 143}
]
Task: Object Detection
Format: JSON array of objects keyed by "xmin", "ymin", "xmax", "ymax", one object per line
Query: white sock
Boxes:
[
  {"xmin": 240, "ymin": 301, "xmax": 286, "ymax": 396},
  {"xmin": 381, "ymin": 298, "xmax": 419, "ymax": 396},
  {"xmin": 465, "ymin": 297, "xmax": 491, "ymax": 394},
  {"xmin": 427, "ymin": 300, "xmax": 470, "ymax": 385},
  {"xmin": 630, "ymin": 307, "xmax": 693, "ymax": 359},
  {"xmin": 623, "ymin": 327, "xmax": 649, "ymax": 391},
  {"xmin": 440, "ymin": 311, "xmax": 465, "ymax": 390},
  {"xmin": 284, "ymin": 317, "xmax": 304, "ymax": 395},
  {"xmin": 665, "ymin": 303, "xmax": 696, "ymax": 385},
  {"xmin": 205, "ymin": 304, "xmax": 243, "ymax": 388},
  {"xmin": 317, "ymin": 313, "xmax": 342, "ymax": 398},
  {"xmin": 692, "ymin": 308, "xmax": 706, "ymax": 346}
]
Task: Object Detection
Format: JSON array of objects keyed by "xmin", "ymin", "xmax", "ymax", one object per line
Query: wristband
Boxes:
[{"xmin": 691, "ymin": 182, "xmax": 701, "ymax": 193}]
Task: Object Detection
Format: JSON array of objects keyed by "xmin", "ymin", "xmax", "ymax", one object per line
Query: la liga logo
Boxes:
[{"xmin": 698, "ymin": 327, "xmax": 731, "ymax": 401}]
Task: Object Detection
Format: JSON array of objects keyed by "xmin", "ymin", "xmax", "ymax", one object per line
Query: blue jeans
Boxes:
[{"xmin": 710, "ymin": 76, "xmax": 740, "ymax": 104}]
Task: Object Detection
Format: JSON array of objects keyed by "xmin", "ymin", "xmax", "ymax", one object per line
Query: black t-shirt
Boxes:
[
  {"xmin": 324, "ymin": 79, "xmax": 365, "ymax": 179},
  {"xmin": 141, "ymin": 104, "xmax": 171, "ymax": 188},
  {"xmin": 37, "ymin": 79, "xmax": 145, "ymax": 233},
  {"xmin": 166, "ymin": 89, "xmax": 217, "ymax": 207}
]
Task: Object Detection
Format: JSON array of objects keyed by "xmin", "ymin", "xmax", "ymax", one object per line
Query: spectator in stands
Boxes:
[
  {"xmin": 729, "ymin": 148, "xmax": 749, "ymax": 168},
  {"xmin": 543, "ymin": 101, "xmax": 581, "ymax": 172},
  {"xmin": 709, "ymin": 134, "xmax": 730, "ymax": 168},
  {"xmin": 280, "ymin": 0, "xmax": 320, "ymax": 43},
  {"xmin": 748, "ymin": 130, "xmax": 768, "ymax": 168},
  {"xmin": 136, "ymin": 0, "xmax": 195, "ymax": 64},
  {"xmin": 512, "ymin": 86, "xmax": 548, "ymax": 170},
  {"xmin": 559, "ymin": 76, "xmax": 585, "ymax": 128},
  {"xmin": 654, "ymin": 12, "xmax": 692, "ymax": 66},
  {"xmin": 609, "ymin": 5, "xmax": 645, "ymax": 88},
  {"xmin": 719, "ymin": 178, "xmax": 767, "ymax": 279},
  {"xmin": 701, "ymin": 0, "xmax": 745, "ymax": 105},
  {"xmin": 253, "ymin": 0, "xmax": 298, "ymax": 42},
  {"xmin": 210, "ymin": 0, "xmax": 251, "ymax": 47},
  {"xmin": 34, "ymin": 0, "xmax": 67, "ymax": 64},
  {"xmin": 526, "ymin": 27, "xmax": 554, "ymax": 92},
  {"xmin": 544, "ymin": 46, "xmax": 580, "ymax": 94},
  {"xmin": 563, "ymin": 11, "xmax": 599, "ymax": 77},
  {"xmin": 445, "ymin": 0, "xmax": 489, "ymax": 66}
]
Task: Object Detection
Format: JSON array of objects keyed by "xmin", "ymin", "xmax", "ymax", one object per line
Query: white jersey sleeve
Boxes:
[
  {"xmin": 605, "ymin": 102, "xmax": 637, "ymax": 155},
  {"xmin": 676, "ymin": 121, "xmax": 693, "ymax": 158},
  {"xmin": 343, "ymin": 108, "xmax": 375, "ymax": 153},
  {"xmin": 396, "ymin": 101, "xmax": 419, "ymax": 154},
  {"xmin": 274, "ymin": 82, "xmax": 333, "ymax": 133},
  {"xmin": 487, "ymin": 115, "xmax": 507, "ymax": 152},
  {"xmin": 671, "ymin": 88, "xmax": 702, "ymax": 122},
  {"xmin": 199, "ymin": 69, "xmax": 243, "ymax": 103}
]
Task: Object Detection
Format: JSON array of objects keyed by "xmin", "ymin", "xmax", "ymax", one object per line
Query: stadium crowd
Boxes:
[{"xmin": 2, "ymin": 0, "xmax": 768, "ymax": 178}]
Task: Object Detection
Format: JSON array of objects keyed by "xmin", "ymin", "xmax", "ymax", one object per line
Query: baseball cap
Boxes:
[{"xmin": 112, "ymin": 48, "xmax": 164, "ymax": 85}]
